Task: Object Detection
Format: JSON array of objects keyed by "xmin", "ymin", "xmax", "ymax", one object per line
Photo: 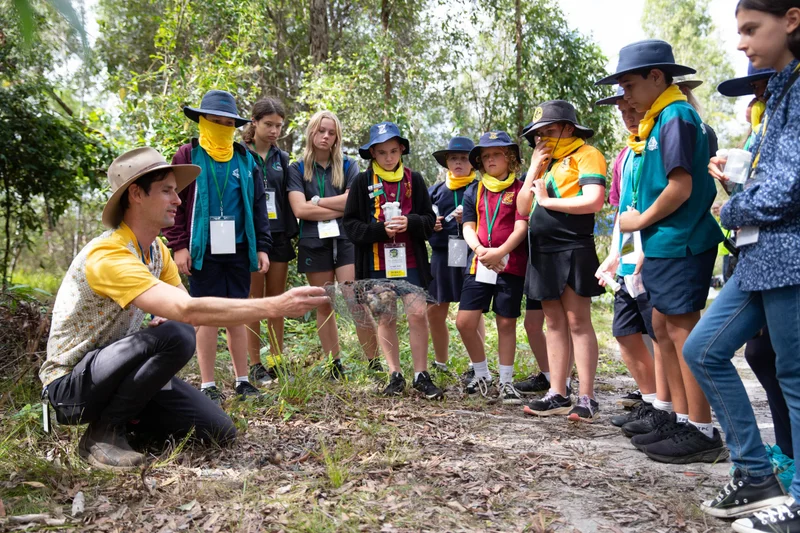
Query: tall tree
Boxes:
[{"xmin": 310, "ymin": 0, "xmax": 329, "ymax": 63}]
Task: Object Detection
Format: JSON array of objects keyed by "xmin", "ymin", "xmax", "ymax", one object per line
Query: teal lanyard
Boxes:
[
  {"xmin": 209, "ymin": 161, "xmax": 231, "ymax": 217},
  {"xmin": 483, "ymin": 189, "xmax": 503, "ymax": 247}
]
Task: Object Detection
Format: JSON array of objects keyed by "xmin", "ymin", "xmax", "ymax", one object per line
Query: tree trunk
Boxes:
[
  {"xmin": 2, "ymin": 170, "xmax": 11, "ymax": 290},
  {"xmin": 515, "ymin": 0, "xmax": 524, "ymax": 137},
  {"xmin": 309, "ymin": 0, "xmax": 329, "ymax": 64},
  {"xmin": 381, "ymin": 0, "xmax": 392, "ymax": 115}
]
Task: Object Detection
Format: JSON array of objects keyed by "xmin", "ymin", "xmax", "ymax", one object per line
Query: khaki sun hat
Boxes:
[{"xmin": 102, "ymin": 147, "xmax": 201, "ymax": 228}]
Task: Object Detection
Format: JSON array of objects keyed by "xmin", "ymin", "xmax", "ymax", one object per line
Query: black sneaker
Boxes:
[
  {"xmin": 623, "ymin": 405, "xmax": 671, "ymax": 438},
  {"xmin": 329, "ymin": 358, "xmax": 345, "ymax": 381},
  {"xmin": 381, "ymin": 372, "xmax": 405, "ymax": 396},
  {"xmin": 249, "ymin": 363, "xmax": 274, "ymax": 387},
  {"xmin": 732, "ymin": 499, "xmax": 800, "ymax": 533},
  {"xmin": 367, "ymin": 358, "xmax": 384, "ymax": 374},
  {"xmin": 611, "ymin": 402, "xmax": 654, "ymax": 428},
  {"xmin": 630, "ymin": 412, "xmax": 686, "ymax": 449},
  {"xmin": 567, "ymin": 395, "xmax": 600, "ymax": 423},
  {"xmin": 464, "ymin": 375, "xmax": 493, "ymax": 397},
  {"xmin": 523, "ymin": 391, "xmax": 572, "ymax": 417},
  {"xmin": 617, "ymin": 389, "xmax": 643, "ymax": 410},
  {"xmin": 701, "ymin": 469, "xmax": 791, "ymax": 518},
  {"xmin": 235, "ymin": 381, "xmax": 262, "ymax": 400},
  {"xmin": 642, "ymin": 424, "xmax": 730, "ymax": 464},
  {"xmin": 461, "ymin": 366, "xmax": 475, "ymax": 384},
  {"xmin": 412, "ymin": 371, "xmax": 444, "ymax": 400},
  {"xmin": 202, "ymin": 385, "xmax": 225, "ymax": 406},
  {"xmin": 498, "ymin": 382, "xmax": 523, "ymax": 405},
  {"xmin": 513, "ymin": 372, "xmax": 550, "ymax": 396}
]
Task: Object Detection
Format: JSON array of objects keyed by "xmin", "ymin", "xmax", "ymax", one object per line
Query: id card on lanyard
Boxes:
[
  {"xmin": 316, "ymin": 169, "xmax": 340, "ymax": 239},
  {"xmin": 209, "ymin": 161, "xmax": 236, "ymax": 254},
  {"xmin": 385, "ymin": 243, "xmax": 407, "ymax": 278},
  {"xmin": 265, "ymin": 189, "xmax": 278, "ymax": 219}
]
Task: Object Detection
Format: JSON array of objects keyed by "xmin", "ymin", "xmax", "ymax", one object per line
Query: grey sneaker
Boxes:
[
  {"xmin": 567, "ymin": 395, "xmax": 600, "ymax": 423},
  {"xmin": 499, "ymin": 382, "xmax": 524, "ymax": 405},
  {"xmin": 523, "ymin": 391, "xmax": 572, "ymax": 417},
  {"xmin": 202, "ymin": 385, "xmax": 225, "ymax": 406},
  {"xmin": 465, "ymin": 375, "xmax": 493, "ymax": 397}
]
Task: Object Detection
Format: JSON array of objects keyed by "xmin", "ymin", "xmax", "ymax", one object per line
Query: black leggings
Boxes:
[
  {"xmin": 745, "ymin": 327, "xmax": 793, "ymax": 459},
  {"xmin": 47, "ymin": 321, "xmax": 236, "ymax": 446}
]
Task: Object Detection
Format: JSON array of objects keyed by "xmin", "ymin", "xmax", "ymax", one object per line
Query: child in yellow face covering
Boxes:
[{"xmin": 163, "ymin": 90, "xmax": 272, "ymax": 405}]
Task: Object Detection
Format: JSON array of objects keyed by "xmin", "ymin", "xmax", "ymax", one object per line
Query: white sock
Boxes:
[
  {"xmin": 690, "ymin": 420, "xmax": 715, "ymax": 438},
  {"xmin": 414, "ymin": 372, "xmax": 423, "ymax": 381},
  {"xmin": 642, "ymin": 393, "xmax": 657, "ymax": 404},
  {"xmin": 236, "ymin": 376, "xmax": 249, "ymax": 384},
  {"xmin": 499, "ymin": 365, "xmax": 514, "ymax": 385},
  {"xmin": 543, "ymin": 371, "xmax": 551, "ymax": 381},
  {"xmin": 653, "ymin": 399, "xmax": 673, "ymax": 412},
  {"xmin": 473, "ymin": 360, "xmax": 490, "ymax": 379},
  {"xmin": 201, "ymin": 381, "xmax": 216, "ymax": 390},
  {"xmin": 566, "ymin": 377, "xmax": 572, "ymax": 389},
  {"xmin": 433, "ymin": 361, "xmax": 448, "ymax": 370},
  {"xmin": 676, "ymin": 413, "xmax": 689, "ymax": 424}
]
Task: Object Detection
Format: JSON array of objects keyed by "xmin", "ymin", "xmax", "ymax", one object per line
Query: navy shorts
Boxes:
[
  {"xmin": 189, "ymin": 246, "xmax": 251, "ymax": 299},
  {"xmin": 428, "ymin": 248, "xmax": 465, "ymax": 304},
  {"xmin": 270, "ymin": 232, "xmax": 296, "ymax": 263},
  {"xmin": 298, "ymin": 237, "xmax": 355, "ymax": 273},
  {"xmin": 459, "ymin": 273, "xmax": 524, "ymax": 319},
  {"xmin": 525, "ymin": 297, "xmax": 542, "ymax": 311},
  {"xmin": 641, "ymin": 247, "xmax": 717, "ymax": 316},
  {"xmin": 613, "ymin": 275, "xmax": 656, "ymax": 339}
]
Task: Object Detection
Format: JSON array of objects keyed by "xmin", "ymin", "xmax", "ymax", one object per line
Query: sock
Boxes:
[
  {"xmin": 499, "ymin": 365, "xmax": 514, "ymax": 385},
  {"xmin": 566, "ymin": 377, "xmax": 572, "ymax": 389},
  {"xmin": 201, "ymin": 381, "xmax": 216, "ymax": 390},
  {"xmin": 690, "ymin": 420, "xmax": 715, "ymax": 439},
  {"xmin": 414, "ymin": 371, "xmax": 424, "ymax": 381},
  {"xmin": 653, "ymin": 399, "xmax": 673, "ymax": 412},
  {"xmin": 236, "ymin": 376, "xmax": 249, "ymax": 384},
  {"xmin": 433, "ymin": 361, "xmax": 448, "ymax": 370},
  {"xmin": 473, "ymin": 360, "xmax": 490, "ymax": 379},
  {"xmin": 468, "ymin": 362, "xmax": 474, "ymax": 369},
  {"xmin": 676, "ymin": 413, "xmax": 689, "ymax": 424},
  {"xmin": 641, "ymin": 393, "xmax": 657, "ymax": 404},
  {"xmin": 543, "ymin": 371, "xmax": 551, "ymax": 381}
]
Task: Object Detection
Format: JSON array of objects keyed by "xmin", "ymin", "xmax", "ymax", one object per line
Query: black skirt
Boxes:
[
  {"xmin": 428, "ymin": 248, "xmax": 465, "ymax": 304},
  {"xmin": 525, "ymin": 247, "xmax": 604, "ymax": 301}
]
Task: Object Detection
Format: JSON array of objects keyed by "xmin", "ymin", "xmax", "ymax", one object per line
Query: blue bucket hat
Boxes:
[
  {"xmin": 183, "ymin": 90, "xmax": 250, "ymax": 128},
  {"xmin": 596, "ymin": 39, "xmax": 695, "ymax": 85},
  {"xmin": 468, "ymin": 131, "xmax": 520, "ymax": 170},
  {"xmin": 717, "ymin": 63, "xmax": 775, "ymax": 97},
  {"xmin": 359, "ymin": 122, "xmax": 410, "ymax": 159},
  {"xmin": 595, "ymin": 86, "xmax": 625, "ymax": 106},
  {"xmin": 432, "ymin": 136, "xmax": 475, "ymax": 168}
]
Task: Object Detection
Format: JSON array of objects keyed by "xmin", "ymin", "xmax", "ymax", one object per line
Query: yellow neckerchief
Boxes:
[
  {"xmin": 446, "ymin": 170, "xmax": 476, "ymax": 190},
  {"xmin": 481, "ymin": 172, "xmax": 516, "ymax": 193},
  {"xmin": 540, "ymin": 136, "xmax": 584, "ymax": 160},
  {"xmin": 628, "ymin": 85, "xmax": 687, "ymax": 155},
  {"xmin": 372, "ymin": 160, "xmax": 404, "ymax": 182},
  {"xmin": 751, "ymin": 100, "xmax": 766, "ymax": 131},
  {"xmin": 198, "ymin": 116, "xmax": 235, "ymax": 162}
]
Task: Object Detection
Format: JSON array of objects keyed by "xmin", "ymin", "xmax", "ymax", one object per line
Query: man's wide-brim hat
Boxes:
[
  {"xmin": 359, "ymin": 121, "xmax": 410, "ymax": 159},
  {"xmin": 183, "ymin": 90, "xmax": 250, "ymax": 128},
  {"xmin": 102, "ymin": 147, "xmax": 200, "ymax": 228},
  {"xmin": 522, "ymin": 100, "xmax": 594, "ymax": 145},
  {"xmin": 596, "ymin": 39, "xmax": 696, "ymax": 85},
  {"xmin": 717, "ymin": 63, "xmax": 775, "ymax": 97},
  {"xmin": 432, "ymin": 136, "xmax": 475, "ymax": 168},
  {"xmin": 468, "ymin": 131, "xmax": 520, "ymax": 170}
]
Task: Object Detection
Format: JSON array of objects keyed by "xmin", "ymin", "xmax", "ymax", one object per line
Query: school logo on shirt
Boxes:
[
  {"xmin": 377, "ymin": 123, "xmax": 388, "ymax": 135},
  {"xmin": 502, "ymin": 191, "xmax": 515, "ymax": 205},
  {"xmin": 232, "ymin": 168, "xmax": 241, "ymax": 178},
  {"xmin": 647, "ymin": 137, "xmax": 659, "ymax": 152},
  {"xmin": 532, "ymin": 107, "xmax": 543, "ymax": 123},
  {"xmin": 700, "ymin": 123, "xmax": 707, "ymax": 137},
  {"xmin": 272, "ymin": 161, "xmax": 283, "ymax": 171},
  {"xmin": 561, "ymin": 156, "xmax": 572, "ymax": 169}
]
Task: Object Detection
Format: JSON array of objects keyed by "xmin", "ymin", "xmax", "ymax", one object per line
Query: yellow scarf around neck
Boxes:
[
  {"xmin": 540, "ymin": 136, "xmax": 584, "ymax": 160},
  {"xmin": 198, "ymin": 116, "xmax": 235, "ymax": 162},
  {"xmin": 372, "ymin": 160, "xmax": 404, "ymax": 182},
  {"xmin": 446, "ymin": 170, "xmax": 476, "ymax": 190},
  {"xmin": 751, "ymin": 100, "xmax": 766, "ymax": 131},
  {"xmin": 481, "ymin": 172, "xmax": 516, "ymax": 193},
  {"xmin": 628, "ymin": 84, "xmax": 687, "ymax": 155}
]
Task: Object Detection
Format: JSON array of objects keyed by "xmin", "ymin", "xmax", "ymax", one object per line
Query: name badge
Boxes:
[
  {"xmin": 384, "ymin": 243, "xmax": 407, "ymax": 278},
  {"xmin": 265, "ymin": 189, "xmax": 278, "ymax": 220},
  {"xmin": 737, "ymin": 226, "xmax": 759, "ymax": 247},
  {"xmin": 209, "ymin": 216, "xmax": 236, "ymax": 254},
  {"xmin": 369, "ymin": 189, "xmax": 385, "ymax": 199},
  {"xmin": 475, "ymin": 254, "xmax": 508, "ymax": 285},
  {"xmin": 448, "ymin": 236, "xmax": 468, "ymax": 267},
  {"xmin": 620, "ymin": 230, "xmax": 643, "ymax": 266},
  {"xmin": 318, "ymin": 219, "xmax": 340, "ymax": 239}
]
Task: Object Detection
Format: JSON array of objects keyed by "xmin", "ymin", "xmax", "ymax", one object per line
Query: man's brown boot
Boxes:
[{"xmin": 78, "ymin": 422, "xmax": 145, "ymax": 470}]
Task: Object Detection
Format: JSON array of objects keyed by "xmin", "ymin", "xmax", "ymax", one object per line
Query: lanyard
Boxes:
[
  {"xmin": 316, "ymin": 167, "xmax": 327, "ymax": 199},
  {"xmin": 630, "ymin": 152, "xmax": 645, "ymax": 208},
  {"xmin": 529, "ymin": 159, "xmax": 558, "ymax": 217},
  {"xmin": 209, "ymin": 161, "xmax": 231, "ymax": 217},
  {"xmin": 752, "ymin": 63, "xmax": 800, "ymax": 171},
  {"xmin": 136, "ymin": 240, "xmax": 152, "ymax": 266},
  {"xmin": 454, "ymin": 190, "xmax": 461, "ymax": 209},
  {"xmin": 371, "ymin": 175, "xmax": 405, "ymax": 221},
  {"xmin": 481, "ymin": 186, "xmax": 503, "ymax": 247}
]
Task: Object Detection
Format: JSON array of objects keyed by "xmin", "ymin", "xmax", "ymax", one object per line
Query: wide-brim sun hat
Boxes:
[
  {"xmin": 596, "ymin": 39, "xmax": 696, "ymax": 86},
  {"xmin": 595, "ymin": 86, "xmax": 625, "ymax": 106},
  {"xmin": 183, "ymin": 90, "xmax": 250, "ymax": 128},
  {"xmin": 468, "ymin": 131, "xmax": 521, "ymax": 170},
  {"xmin": 675, "ymin": 78, "xmax": 704, "ymax": 90},
  {"xmin": 717, "ymin": 63, "xmax": 775, "ymax": 97},
  {"xmin": 102, "ymin": 147, "xmax": 201, "ymax": 228},
  {"xmin": 432, "ymin": 136, "xmax": 475, "ymax": 168},
  {"xmin": 522, "ymin": 100, "xmax": 594, "ymax": 145},
  {"xmin": 359, "ymin": 121, "xmax": 410, "ymax": 160}
]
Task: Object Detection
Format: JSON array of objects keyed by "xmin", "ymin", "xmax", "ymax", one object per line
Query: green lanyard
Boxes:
[
  {"xmin": 630, "ymin": 152, "xmax": 645, "ymax": 209},
  {"xmin": 209, "ymin": 161, "xmax": 231, "ymax": 217},
  {"xmin": 316, "ymin": 167, "xmax": 327, "ymax": 199},
  {"xmin": 482, "ymin": 188, "xmax": 503, "ymax": 247},
  {"xmin": 250, "ymin": 144, "xmax": 271, "ymax": 184}
]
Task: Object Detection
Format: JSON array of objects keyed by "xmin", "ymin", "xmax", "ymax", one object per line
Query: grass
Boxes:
[{"xmin": 9, "ymin": 269, "xmax": 63, "ymax": 300}]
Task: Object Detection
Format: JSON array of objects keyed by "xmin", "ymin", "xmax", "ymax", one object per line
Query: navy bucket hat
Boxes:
[
  {"xmin": 183, "ymin": 90, "xmax": 250, "ymax": 128},
  {"xmin": 675, "ymin": 78, "xmax": 704, "ymax": 90},
  {"xmin": 596, "ymin": 39, "xmax": 696, "ymax": 85},
  {"xmin": 521, "ymin": 100, "xmax": 594, "ymax": 145},
  {"xmin": 359, "ymin": 122, "xmax": 410, "ymax": 159},
  {"xmin": 595, "ymin": 86, "xmax": 625, "ymax": 106},
  {"xmin": 432, "ymin": 136, "xmax": 475, "ymax": 168},
  {"xmin": 468, "ymin": 131, "xmax": 520, "ymax": 170},
  {"xmin": 717, "ymin": 63, "xmax": 775, "ymax": 97}
]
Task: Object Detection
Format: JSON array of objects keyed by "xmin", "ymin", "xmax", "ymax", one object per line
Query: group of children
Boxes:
[{"xmin": 156, "ymin": 1, "xmax": 800, "ymax": 530}]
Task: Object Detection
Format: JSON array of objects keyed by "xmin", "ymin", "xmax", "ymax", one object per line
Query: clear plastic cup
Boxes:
[
  {"xmin": 723, "ymin": 148, "xmax": 753, "ymax": 184},
  {"xmin": 382, "ymin": 202, "xmax": 401, "ymax": 226}
]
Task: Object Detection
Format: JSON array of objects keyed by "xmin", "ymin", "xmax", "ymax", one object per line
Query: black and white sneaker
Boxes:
[
  {"xmin": 381, "ymin": 372, "xmax": 406, "ymax": 396},
  {"xmin": 329, "ymin": 358, "xmax": 345, "ymax": 381},
  {"xmin": 733, "ymin": 499, "xmax": 800, "ymax": 533},
  {"xmin": 412, "ymin": 371, "xmax": 444, "ymax": 400},
  {"xmin": 249, "ymin": 363, "xmax": 274, "ymax": 387},
  {"xmin": 642, "ymin": 424, "xmax": 730, "ymax": 464},
  {"xmin": 461, "ymin": 366, "xmax": 476, "ymax": 384},
  {"xmin": 465, "ymin": 375, "xmax": 493, "ymax": 397},
  {"xmin": 513, "ymin": 372, "xmax": 550, "ymax": 395},
  {"xmin": 567, "ymin": 395, "xmax": 599, "ymax": 423},
  {"xmin": 202, "ymin": 385, "xmax": 225, "ymax": 406},
  {"xmin": 367, "ymin": 358, "xmax": 384, "ymax": 374},
  {"xmin": 611, "ymin": 402, "xmax": 653, "ymax": 428},
  {"xmin": 617, "ymin": 389, "xmax": 643, "ymax": 410},
  {"xmin": 498, "ymin": 382, "xmax": 523, "ymax": 405},
  {"xmin": 623, "ymin": 405, "xmax": 671, "ymax": 437},
  {"xmin": 235, "ymin": 381, "xmax": 262, "ymax": 400},
  {"xmin": 701, "ymin": 469, "xmax": 791, "ymax": 518},
  {"xmin": 523, "ymin": 391, "xmax": 572, "ymax": 417}
]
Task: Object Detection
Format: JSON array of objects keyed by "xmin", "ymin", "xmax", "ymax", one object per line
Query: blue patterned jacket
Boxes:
[{"xmin": 721, "ymin": 59, "xmax": 800, "ymax": 292}]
